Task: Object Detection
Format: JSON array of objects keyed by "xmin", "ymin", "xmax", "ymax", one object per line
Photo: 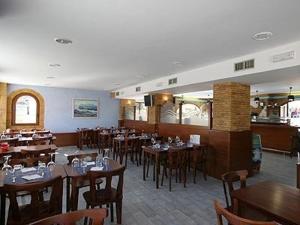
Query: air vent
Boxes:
[
  {"xmin": 272, "ymin": 51, "xmax": 295, "ymax": 63},
  {"xmin": 115, "ymin": 92, "xmax": 120, "ymax": 96},
  {"xmin": 136, "ymin": 86, "xmax": 141, "ymax": 92},
  {"xmin": 234, "ymin": 59, "xmax": 255, "ymax": 71},
  {"xmin": 168, "ymin": 77, "xmax": 177, "ymax": 85}
]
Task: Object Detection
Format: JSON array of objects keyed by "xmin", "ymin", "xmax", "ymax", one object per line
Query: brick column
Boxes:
[
  {"xmin": 0, "ymin": 83, "xmax": 7, "ymax": 131},
  {"xmin": 213, "ymin": 82, "xmax": 250, "ymax": 131},
  {"xmin": 208, "ymin": 82, "xmax": 252, "ymax": 178}
]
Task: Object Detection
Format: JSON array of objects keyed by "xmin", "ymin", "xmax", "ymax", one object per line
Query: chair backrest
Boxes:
[
  {"xmin": 29, "ymin": 208, "xmax": 107, "ymax": 225},
  {"xmin": 214, "ymin": 200, "xmax": 277, "ymax": 225},
  {"xmin": 87, "ymin": 166, "xmax": 125, "ymax": 205},
  {"xmin": 20, "ymin": 147, "xmax": 55, "ymax": 160},
  {"xmin": 10, "ymin": 155, "xmax": 51, "ymax": 167},
  {"xmin": 67, "ymin": 152, "xmax": 98, "ymax": 165},
  {"xmin": 221, "ymin": 170, "xmax": 248, "ymax": 208},
  {"xmin": 4, "ymin": 176, "xmax": 63, "ymax": 225}
]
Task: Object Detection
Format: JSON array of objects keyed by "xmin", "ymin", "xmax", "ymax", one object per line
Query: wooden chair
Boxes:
[
  {"xmin": 116, "ymin": 137, "xmax": 139, "ymax": 167},
  {"xmin": 78, "ymin": 129, "xmax": 94, "ymax": 149},
  {"xmin": 66, "ymin": 152, "xmax": 102, "ymax": 210},
  {"xmin": 214, "ymin": 200, "xmax": 277, "ymax": 225},
  {"xmin": 29, "ymin": 208, "xmax": 107, "ymax": 225},
  {"xmin": 289, "ymin": 135, "xmax": 300, "ymax": 157},
  {"xmin": 190, "ymin": 145, "xmax": 208, "ymax": 183},
  {"xmin": 21, "ymin": 148, "xmax": 55, "ymax": 164},
  {"xmin": 161, "ymin": 149, "xmax": 188, "ymax": 191},
  {"xmin": 83, "ymin": 166, "xmax": 125, "ymax": 224},
  {"xmin": 221, "ymin": 170, "xmax": 248, "ymax": 209},
  {"xmin": 10, "ymin": 155, "xmax": 50, "ymax": 167},
  {"xmin": 4, "ymin": 176, "xmax": 63, "ymax": 225}
]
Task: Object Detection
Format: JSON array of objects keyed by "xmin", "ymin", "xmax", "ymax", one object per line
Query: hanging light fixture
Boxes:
[
  {"xmin": 254, "ymin": 90, "xmax": 260, "ymax": 104},
  {"xmin": 288, "ymin": 87, "xmax": 295, "ymax": 102}
]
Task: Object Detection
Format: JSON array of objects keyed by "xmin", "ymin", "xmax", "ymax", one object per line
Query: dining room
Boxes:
[{"xmin": 1, "ymin": 1, "xmax": 300, "ymax": 225}]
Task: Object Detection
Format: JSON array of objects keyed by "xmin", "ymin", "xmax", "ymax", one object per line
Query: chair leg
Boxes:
[
  {"xmin": 116, "ymin": 200, "xmax": 122, "ymax": 224},
  {"xmin": 161, "ymin": 166, "xmax": 165, "ymax": 186},
  {"xmin": 110, "ymin": 203, "xmax": 114, "ymax": 222},
  {"xmin": 169, "ymin": 168, "xmax": 172, "ymax": 192},
  {"xmin": 193, "ymin": 166, "xmax": 197, "ymax": 184},
  {"xmin": 202, "ymin": 163, "xmax": 207, "ymax": 181}
]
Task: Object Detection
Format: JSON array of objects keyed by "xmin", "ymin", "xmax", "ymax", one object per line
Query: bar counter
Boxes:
[{"xmin": 251, "ymin": 122, "xmax": 298, "ymax": 152}]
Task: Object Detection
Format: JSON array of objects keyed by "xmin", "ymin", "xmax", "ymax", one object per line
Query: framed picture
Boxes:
[{"xmin": 72, "ymin": 98, "xmax": 99, "ymax": 118}]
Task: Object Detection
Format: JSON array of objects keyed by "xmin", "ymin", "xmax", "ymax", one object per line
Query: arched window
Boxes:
[{"xmin": 12, "ymin": 93, "xmax": 39, "ymax": 125}]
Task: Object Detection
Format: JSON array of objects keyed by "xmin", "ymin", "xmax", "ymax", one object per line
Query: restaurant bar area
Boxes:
[{"xmin": 1, "ymin": 1, "xmax": 300, "ymax": 225}]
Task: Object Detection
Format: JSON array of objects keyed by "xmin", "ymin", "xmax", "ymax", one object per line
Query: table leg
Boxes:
[
  {"xmin": 71, "ymin": 179, "xmax": 79, "ymax": 211},
  {"xmin": 143, "ymin": 152, "xmax": 146, "ymax": 181},
  {"xmin": 66, "ymin": 177, "xmax": 70, "ymax": 212},
  {"xmin": 156, "ymin": 154, "xmax": 160, "ymax": 189},
  {"xmin": 0, "ymin": 192, "xmax": 5, "ymax": 225}
]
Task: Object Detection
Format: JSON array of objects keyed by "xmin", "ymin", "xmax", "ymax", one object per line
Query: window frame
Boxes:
[{"xmin": 12, "ymin": 93, "xmax": 40, "ymax": 126}]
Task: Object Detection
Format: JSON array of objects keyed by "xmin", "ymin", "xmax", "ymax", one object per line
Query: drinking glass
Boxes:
[
  {"xmin": 151, "ymin": 137, "xmax": 156, "ymax": 146},
  {"xmin": 38, "ymin": 161, "xmax": 46, "ymax": 177},
  {"xmin": 2, "ymin": 155, "xmax": 12, "ymax": 175},
  {"xmin": 81, "ymin": 158, "xmax": 88, "ymax": 173},
  {"xmin": 47, "ymin": 153, "xmax": 56, "ymax": 170},
  {"xmin": 71, "ymin": 156, "xmax": 80, "ymax": 167},
  {"xmin": 9, "ymin": 167, "xmax": 16, "ymax": 183}
]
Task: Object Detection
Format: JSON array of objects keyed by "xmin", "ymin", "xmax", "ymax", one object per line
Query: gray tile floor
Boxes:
[{"xmin": 5, "ymin": 147, "xmax": 299, "ymax": 225}]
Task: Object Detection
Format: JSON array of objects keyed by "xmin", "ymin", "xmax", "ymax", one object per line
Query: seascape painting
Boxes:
[{"xmin": 73, "ymin": 98, "xmax": 98, "ymax": 118}]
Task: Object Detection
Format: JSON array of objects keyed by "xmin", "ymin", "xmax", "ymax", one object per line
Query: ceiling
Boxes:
[{"xmin": 1, "ymin": 0, "xmax": 300, "ymax": 91}]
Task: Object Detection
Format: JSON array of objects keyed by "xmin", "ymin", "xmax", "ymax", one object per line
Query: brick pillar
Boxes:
[
  {"xmin": 0, "ymin": 83, "xmax": 7, "ymax": 131},
  {"xmin": 213, "ymin": 82, "xmax": 250, "ymax": 131},
  {"xmin": 208, "ymin": 82, "xmax": 252, "ymax": 178}
]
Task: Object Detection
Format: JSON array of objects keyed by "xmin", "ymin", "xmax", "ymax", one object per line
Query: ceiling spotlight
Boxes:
[
  {"xmin": 48, "ymin": 63, "xmax": 61, "ymax": 67},
  {"xmin": 254, "ymin": 90, "xmax": 260, "ymax": 104},
  {"xmin": 172, "ymin": 61, "xmax": 183, "ymax": 66},
  {"xmin": 46, "ymin": 76, "xmax": 56, "ymax": 79},
  {"xmin": 252, "ymin": 32, "xmax": 273, "ymax": 41},
  {"xmin": 288, "ymin": 87, "xmax": 295, "ymax": 102},
  {"xmin": 54, "ymin": 38, "xmax": 72, "ymax": 44}
]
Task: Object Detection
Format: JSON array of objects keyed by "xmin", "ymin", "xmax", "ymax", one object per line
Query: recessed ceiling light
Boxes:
[
  {"xmin": 46, "ymin": 76, "xmax": 56, "ymax": 79},
  {"xmin": 252, "ymin": 32, "xmax": 273, "ymax": 41},
  {"xmin": 54, "ymin": 38, "xmax": 72, "ymax": 44},
  {"xmin": 48, "ymin": 63, "xmax": 61, "ymax": 67}
]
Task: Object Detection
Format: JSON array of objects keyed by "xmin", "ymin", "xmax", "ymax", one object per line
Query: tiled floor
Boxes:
[{"xmin": 5, "ymin": 146, "xmax": 299, "ymax": 225}]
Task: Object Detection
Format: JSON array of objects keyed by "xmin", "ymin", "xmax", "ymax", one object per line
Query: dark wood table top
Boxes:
[
  {"xmin": 0, "ymin": 144, "xmax": 58, "ymax": 155},
  {"xmin": 64, "ymin": 159, "xmax": 123, "ymax": 178},
  {"xmin": 232, "ymin": 181, "xmax": 300, "ymax": 225},
  {"xmin": 143, "ymin": 142, "xmax": 206, "ymax": 153},
  {"xmin": 0, "ymin": 164, "xmax": 66, "ymax": 189}
]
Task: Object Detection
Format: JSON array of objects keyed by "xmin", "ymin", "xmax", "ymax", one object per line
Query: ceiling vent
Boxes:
[
  {"xmin": 168, "ymin": 77, "xmax": 178, "ymax": 85},
  {"xmin": 234, "ymin": 59, "xmax": 255, "ymax": 72},
  {"xmin": 272, "ymin": 51, "xmax": 295, "ymax": 63},
  {"xmin": 136, "ymin": 86, "xmax": 141, "ymax": 92}
]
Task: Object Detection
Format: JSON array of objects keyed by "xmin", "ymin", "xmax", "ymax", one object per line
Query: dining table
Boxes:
[
  {"xmin": 0, "ymin": 164, "xmax": 66, "ymax": 225},
  {"xmin": 143, "ymin": 142, "xmax": 206, "ymax": 189},
  {"xmin": 0, "ymin": 144, "xmax": 58, "ymax": 157},
  {"xmin": 64, "ymin": 158, "xmax": 122, "ymax": 212},
  {"xmin": 0, "ymin": 135, "xmax": 56, "ymax": 146},
  {"xmin": 232, "ymin": 181, "xmax": 300, "ymax": 225}
]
